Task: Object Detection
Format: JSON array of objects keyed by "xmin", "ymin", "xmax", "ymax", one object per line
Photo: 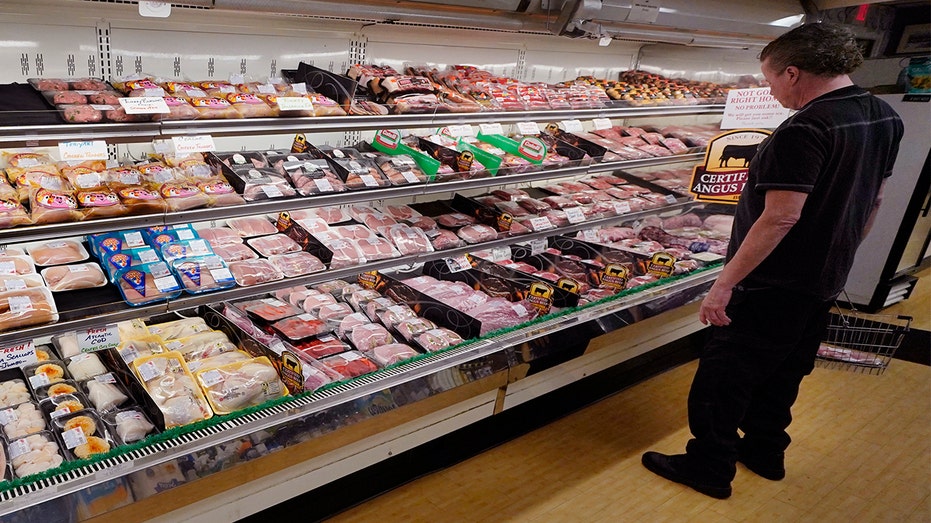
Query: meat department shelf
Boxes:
[
  {"xmin": 0, "ymin": 199, "xmax": 701, "ymax": 347},
  {"xmin": 0, "ymin": 104, "xmax": 725, "ymax": 147},
  {"xmin": 0, "ymin": 264, "xmax": 720, "ymax": 516},
  {"xmin": 0, "ymin": 152, "xmax": 703, "ymax": 245}
]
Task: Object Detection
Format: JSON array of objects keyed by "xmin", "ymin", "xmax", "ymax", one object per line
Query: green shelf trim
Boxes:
[{"xmin": 0, "ymin": 262, "xmax": 720, "ymax": 495}]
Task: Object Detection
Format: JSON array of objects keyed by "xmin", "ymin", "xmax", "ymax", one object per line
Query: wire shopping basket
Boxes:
[{"xmin": 815, "ymin": 305, "xmax": 912, "ymax": 375}]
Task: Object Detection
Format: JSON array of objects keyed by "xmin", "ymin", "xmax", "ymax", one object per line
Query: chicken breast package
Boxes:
[
  {"xmin": 226, "ymin": 216, "xmax": 278, "ymax": 238},
  {"xmin": 116, "ymin": 261, "xmax": 183, "ymax": 307},
  {"xmin": 26, "ymin": 240, "xmax": 89, "ymax": 266},
  {"xmin": 102, "ymin": 248, "xmax": 161, "ymax": 284},
  {"xmin": 0, "ymin": 255, "xmax": 37, "ymax": 277},
  {"xmin": 171, "ymin": 255, "xmax": 237, "ymax": 294},
  {"xmin": 160, "ymin": 239, "xmax": 214, "ymax": 263},
  {"xmin": 147, "ymin": 316, "xmax": 211, "ymax": 341},
  {"xmin": 160, "ymin": 330, "xmax": 238, "ymax": 363},
  {"xmin": 41, "ymin": 263, "xmax": 107, "ymax": 292},
  {"xmin": 131, "ymin": 351, "xmax": 213, "ymax": 428},
  {"xmin": 211, "ymin": 243, "xmax": 259, "ymax": 263},
  {"xmin": 194, "ymin": 356, "xmax": 287, "ymax": 415},
  {"xmin": 198, "ymin": 227, "xmax": 243, "ymax": 248},
  {"xmin": 0, "ymin": 287, "xmax": 59, "ymax": 333}
]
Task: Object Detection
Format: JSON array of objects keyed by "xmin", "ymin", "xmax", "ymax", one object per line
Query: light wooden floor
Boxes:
[{"xmin": 329, "ymin": 270, "xmax": 931, "ymax": 523}]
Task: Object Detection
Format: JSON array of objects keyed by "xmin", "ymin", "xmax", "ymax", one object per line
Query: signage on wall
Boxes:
[
  {"xmin": 689, "ymin": 129, "xmax": 771, "ymax": 204},
  {"xmin": 721, "ymin": 87, "xmax": 790, "ymax": 130}
]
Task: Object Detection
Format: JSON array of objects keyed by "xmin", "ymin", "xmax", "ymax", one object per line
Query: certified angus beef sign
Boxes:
[{"xmin": 689, "ymin": 129, "xmax": 770, "ymax": 204}]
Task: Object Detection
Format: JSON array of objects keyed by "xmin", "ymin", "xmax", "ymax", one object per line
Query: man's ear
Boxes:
[{"xmin": 785, "ymin": 66, "xmax": 800, "ymax": 84}]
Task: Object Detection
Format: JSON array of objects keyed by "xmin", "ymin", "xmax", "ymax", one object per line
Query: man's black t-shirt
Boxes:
[{"xmin": 727, "ymin": 85, "xmax": 903, "ymax": 300}]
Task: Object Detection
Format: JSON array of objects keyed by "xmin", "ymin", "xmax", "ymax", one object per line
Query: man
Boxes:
[{"xmin": 642, "ymin": 23, "xmax": 904, "ymax": 499}]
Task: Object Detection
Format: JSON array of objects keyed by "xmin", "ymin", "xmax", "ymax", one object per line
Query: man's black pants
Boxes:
[{"xmin": 684, "ymin": 286, "xmax": 834, "ymax": 483}]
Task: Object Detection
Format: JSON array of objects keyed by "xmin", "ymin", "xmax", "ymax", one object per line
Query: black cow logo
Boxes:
[{"xmin": 718, "ymin": 143, "xmax": 759, "ymax": 168}]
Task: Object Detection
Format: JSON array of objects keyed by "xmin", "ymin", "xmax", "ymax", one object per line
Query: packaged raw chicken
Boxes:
[
  {"xmin": 246, "ymin": 234, "xmax": 301, "ymax": 257},
  {"xmin": 359, "ymin": 212, "xmax": 397, "ymax": 233},
  {"xmin": 228, "ymin": 259, "xmax": 284, "ymax": 286},
  {"xmin": 147, "ymin": 316, "xmax": 210, "ymax": 341},
  {"xmin": 171, "ymin": 256, "xmax": 237, "ymax": 294},
  {"xmin": 0, "ymin": 255, "xmax": 36, "ymax": 276},
  {"xmin": 187, "ymin": 96, "xmax": 242, "ymax": 119},
  {"xmin": 225, "ymin": 92, "xmax": 277, "ymax": 118},
  {"xmin": 41, "ymin": 263, "xmax": 107, "ymax": 292},
  {"xmin": 198, "ymin": 177, "xmax": 246, "ymax": 207},
  {"xmin": 353, "ymin": 237, "xmax": 400, "ymax": 261},
  {"xmin": 0, "ymin": 287, "xmax": 59, "ymax": 332},
  {"xmin": 111, "ymin": 182, "xmax": 169, "ymax": 215},
  {"xmin": 101, "ymin": 248, "xmax": 161, "ymax": 283},
  {"xmin": 226, "ymin": 216, "xmax": 278, "ymax": 237},
  {"xmin": 160, "ymin": 239, "xmax": 214, "ymax": 263},
  {"xmin": 28, "ymin": 188, "xmax": 82, "ymax": 225},
  {"xmin": 291, "ymin": 206, "xmax": 351, "ymax": 224},
  {"xmin": 315, "ymin": 236, "xmax": 367, "ymax": 269},
  {"xmin": 131, "ymin": 351, "xmax": 213, "ymax": 428},
  {"xmin": 116, "ymin": 261, "xmax": 183, "ymax": 307},
  {"xmin": 26, "ymin": 240, "xmax": 89, "ymax": 266},
  {"xmin": 159, "ymin": 183, "xmax": 211, "ymax": 212},
  {"xmin": 267, "ymin": 251, "xmax": 325, "ymax": 278},
  {"xmin": 195, "ymin": 357, "xmax": 287, "ymax": 415},
  {"xmin": 198, "ymin": 227, "xmax": 243, "ymax": 248},
  {"xmin": 185, "ymin": 350, "xmax": 252, "ymax": 374},
  {"xmin": 160, "ymin": 330, "xmax": 238, "ymax": 363},
  {"xmin": 212, "ymin": 243, "xmax": 259, "ymax": 263},
  {"xmin": 0, "ymin": 274, "xmax": 45, "ymax": 292},
  {"xmin": 0, "ymin": 199, "xmax": 33, "ymax": 229},
  {"xmin": 150, "ymin": 96, "xmax": 200, "ymax": 121}
]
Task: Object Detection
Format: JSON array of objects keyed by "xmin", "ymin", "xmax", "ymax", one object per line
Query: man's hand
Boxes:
[{"xmin": 700, "ymin": 282, "xmax": 733, "ymax": 326}]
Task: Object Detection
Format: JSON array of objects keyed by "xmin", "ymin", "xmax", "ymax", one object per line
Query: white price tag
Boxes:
[
  {"xmin": 50, "ymin": 407, "xmax": 71, "ymax": 419},
  {"xmin": 68, "ymin": 265, "xmax": 90, "ymax": 273},
  {"xmin": 565, "ymin": 207, "xmax": 586, "ymax": 224},
  {"xmin": 516, "ymin": 121, "xmax": 540, "ymax": 135},
  {"xmin": 8, "ymin": 296, "xmax": 33, "ymax": 314},
  {"xmin": 613, "ymin": 201, "xmax": 632, "ymax": 214},
  {"xmin": 261, "ymin": 185, "xmax": 284, "ymax": 198},
  {"xmin": 0, "ymin": 408, "xmax": 17, "ymax": 425},
  {"xmin": 59, "ymin": 141, "xmax": 109, "ymax": 162},
  {"xmin": 137, "ymin": 360, "xmax": 163, "ymax": 382},
  {"xmin": 124, "ymin": 231, "xmax": 146, "ymax": 248},
  {"xmin": 529, "ymin": 238, "xmax": 547, "ymax": 255},
  {"xmin": 8, "ymin": 438, "xmax": 30, "ymax": 460},
  {"xmin": 314, "ymin": 178, "xmax": 334, "ymax": 192},
  {"xmin": 291, "ymin": 82, "xmax": 308, "ymax": 94},
  {"xmin": 176, "ymin": 228, "xmax": 196, "ymax": 241},
  {"xmin": 359, "ymin": 174, "xmax": 379, "ymax": 187},
  {"xmin": 210, "ymin": 267, "xmax": 233, "ymax": 281},
  {"xmin": 94, "ymin": 373, "xmax": 117, "ymax": 384},
  {"xmin": 561, "ymin": 120, "xmax": 585, "ymax": 133},
  {"xmin": 529, "ymin": 216, "xmax": 554, "ymax": 231},
  {"xmin": 582, "ymin": 229, "xmax": 599, "ymax": 242},
  {"xmin": 62, "ymin": 427, "xmax": 88, "ymax": 450},
  {"xmin": 665, "ymin": 194, "xmax": 678, "ymax": 204},
  {"xmin": 276, "ymin": 97, "xmax": 314, "ymax": 111},
  {"xmin": 28, "ymin": 373, "xmax": 49, "ymax": 388},
  {"xmin": 258, "ymin": 84, "xmax": 277, "ymax": 94},
  {"xmin": 78, "ymin": 324, "xmax": 120, "ymax": 353},
  {"xmin": 592, "ymin": 118, "xmax": 613, "ymax": 130},
  {"xmin": 153, "ymin": 275, "xmax": 178, "ymax": 292},
  {"xmin": 0, "ymin": 261, "xmax": 15, "ymax": 275},
  {"xmin": 198, "ymin": 369, "xmax": 224, "ymax": 387},
  {"xmin": 479, "ymin": 123, "xmax": 504, "ymax": 135},
  {"xmin": 118, "ymin": 97, "xmax": 170, "ymax": 114},
  {"xmin": 400, "ymin": 170, "xmax": 420, "ymax": 183},
  {"xmin": 171, "ymin": 135, "xmax": 216, "ymax": 154},
  {"xmin": 188, "ymin": 239, "xmax": 210, "ymax": 256},
  {"xmin": 341, "ymin": 351, "xmax": 362, "ymax": 361},
  {"xmin": 444, "ymin": 256, "xmax": 472, "ymax": 273},
  {"xmin": 446, "ymin": 124, "xmax": 474, "ymax": 137},
  {"xmin": 120, "ymin": 345, "xmax": 141, "ymax": 364},
  {"xmin": 488, "ymin": 246, "xmax": 511, "ymax": 262},
  {"xmin": 139, "ymin": 249, "xmax": 160, "ymax": 264},
  {"xmin": 3, "ymin": 279, "xmax": 26, "ymax": 291}
]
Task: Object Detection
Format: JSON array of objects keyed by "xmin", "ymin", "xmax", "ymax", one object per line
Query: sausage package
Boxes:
[{"xmin": 116, "ymin": 261, "xmax": 183, "ymax": 307}]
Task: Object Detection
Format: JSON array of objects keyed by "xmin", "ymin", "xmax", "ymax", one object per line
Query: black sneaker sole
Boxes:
[
  {"xmin": 642, "ymin": 452, "xmax": 732, "ymax": 499},
  {"xmin": 738, "ymin": 457, "xmax": 785, "ymax": 481}
]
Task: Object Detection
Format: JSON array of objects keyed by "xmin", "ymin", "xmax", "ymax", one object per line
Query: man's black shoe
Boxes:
[
  {"xmin": 641, "ymin": 451, "xmax": 732, "ymax": 499},
  {"xmin": 737, "ymin": 449, "xmax": 786, "ymax": 481}
]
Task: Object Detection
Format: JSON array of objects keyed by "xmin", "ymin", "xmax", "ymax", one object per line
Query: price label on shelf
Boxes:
[
  {"xmin": 118, "ymin": 97, "xmax": 170, "ymax": 114},
  {"xmin": 582, "ymin": 229, "xmax": 599, "ymax": 242},
  {"xmin": 78, "ymin": 324, "xmax": 120, "ymax": 353},
  {"xmin": 479, "ymin": 123, "xmax": 504, "ymax": 136},
  {"xmin": 171, "ymin": 135, "xmax": 216, "ymax": 154},
  {"xmin": 516, "ymin": 121, "xmax": 541, "ymax": 135},
  {"xmin": 560, "ymin": 119, "xmax": 584, "ymax": 133},
  {"xmin": 314, "ymin": 178, "xmax": 334, "ymax": 193},
  {"xmin": 58, "ymin": 141, "xmax": 109, "ymax": 162},
  {"xmin": 529, "ymin": 216, "xmax": 554, "ymax": 231},
  {"xmin": 565, "ymin": 207, "xmax": 586, "ymax": 224},
  {"xmin": 276, "ymin": 97, "xmax": 314, "ymax": 111},
  {"xmin": 443, "ymin": 124, "xmax": 475, "ymax": 138},
  {"xmin": 444, "ymin": 255, "xmax": 472, "ymax": 273},
  {"xmin": 592, "ymin": 118, "xmax": 613, "ymax": 130},
  {"xmin": 613, "ymin": 201, "xmax": 632, "ymax": 215},
  {"xmin": 529, "ymin": 238, "xmax": 547, "ymax": 256}
]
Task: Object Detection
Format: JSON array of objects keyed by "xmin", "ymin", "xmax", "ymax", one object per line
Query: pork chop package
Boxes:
[
  {"xmin": 221, "ymin": 166, "xmax": 296, "ymax": 201},
  {"xmin": 264, "ymin": 154, "xmax": 346, "ymax": 196},
  {"xmin": 228, "ymin": 259, "xmax": 284, "ymax": 287}
]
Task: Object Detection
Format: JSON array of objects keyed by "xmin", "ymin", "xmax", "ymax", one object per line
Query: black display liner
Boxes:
[
  {"xmin": 507, "ymin": 250, "xmax": 608, "ymax": 291},
  {"xmin": 448, "ymin": 193, "xmax": 513, "ymax": 233},
  {"xmin": 459, "ymin": 257, "xmax": 580, "ymax": 309},
  {"xmin": 533, "ymin": 133, "xmax": 593, "ymax": 167},
  {"xmin": 541, "ymin": 125, "xmax": 608, "ymax": 161},
  {"xmin": 420, "ymin": 258, "xmax": 557, "ymax": 315},
  {"xmin": 546, "ymin": 235, "xmax": 672, "ymax": 278},
  {"xmin": 0, "ymin": 83, "xmax": 65, "ymax": 126},
  {"xmin": 413, "ymin": 137, "xmax": 493, "ymax": 179}
]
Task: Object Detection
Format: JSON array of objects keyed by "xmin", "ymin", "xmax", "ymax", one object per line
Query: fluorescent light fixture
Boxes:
[
  {"xmin": 0, "ymin": 40, "xmax": 38, "ymax": 48},
  {"xmin": 769, "ymin": 14, "xmax": 804, "ymax": 27}
]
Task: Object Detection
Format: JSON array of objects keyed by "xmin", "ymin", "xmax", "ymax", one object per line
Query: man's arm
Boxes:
[
  {"xmin": 699, "ymin": 189, "xmax": 808, "ymax": 326},
  {"xmin": 862, "ymin": 179, "xmax": 887, "ymax": 238}
]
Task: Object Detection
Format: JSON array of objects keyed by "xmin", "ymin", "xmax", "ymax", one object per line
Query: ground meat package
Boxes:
[{"xmin": 318, "ymin": 351, "xmax": 379, "ymax": 379}]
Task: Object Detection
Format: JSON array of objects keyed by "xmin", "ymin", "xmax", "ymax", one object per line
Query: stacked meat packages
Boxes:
[
  {"xmin": 29, "ymin": 77, "xmax": 145, "ymax": 124},
  {"xmin": 0, "ymin": 244, "xmax": 61, "ymax": 332},
  {"xmin": 596, "ymin": 70, "xmax": 732, "ymax": 106},
  {"xmin": 542, "ymin": 123, "xmax": 717, "ymax": 161}
]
